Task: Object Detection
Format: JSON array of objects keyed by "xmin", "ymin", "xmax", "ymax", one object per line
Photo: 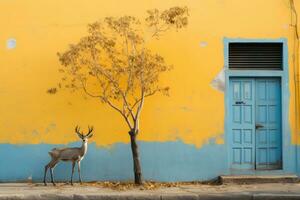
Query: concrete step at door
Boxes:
[{"xmin": 219, "ymin": 174, "xmax": 299, "ymax": 184}]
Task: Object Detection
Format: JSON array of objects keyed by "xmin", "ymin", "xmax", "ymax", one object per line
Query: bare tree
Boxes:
[{"xmin": 57, "ymin": 6, "xmax": 189, "ymax": 185}]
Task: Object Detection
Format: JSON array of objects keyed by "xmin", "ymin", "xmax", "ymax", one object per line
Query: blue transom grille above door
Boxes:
[{"xmin": 229, "ymin": 77, "xmax": 282, "ymax": 170}]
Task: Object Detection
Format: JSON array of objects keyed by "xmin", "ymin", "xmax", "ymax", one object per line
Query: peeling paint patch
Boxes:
[
  {"xmin": 199, "ymin": 41, "xmax": 208, "ymax": 47},
  {"xmin": 210, "ymin": 68, "xmax": 225, "ymax": 92},
  {"xmin": 6, "ymin": 38, "xmax": 16, "ymax": 49},
  {"xmin": 282, "ymin": 24, "xmax": 289, "ymax": 30}
]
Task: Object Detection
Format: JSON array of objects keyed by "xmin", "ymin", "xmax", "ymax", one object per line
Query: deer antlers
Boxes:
[
  {"xmin": 86, "ymin": 126, "xmax": 94, "ymax": 138},
  {"xmin": 75, "ymin": 126, "xmax": 94, "ymax": 138}
]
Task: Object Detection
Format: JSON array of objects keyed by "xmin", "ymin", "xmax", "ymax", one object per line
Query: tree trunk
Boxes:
[{"xmin": 129, "ymin": 130, "xmax": 142, "ymax": 185}]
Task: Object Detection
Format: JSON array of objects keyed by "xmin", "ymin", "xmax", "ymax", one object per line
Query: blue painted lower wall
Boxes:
[
  {"xmin": 1, "ymin": 139, "xmax": 299, "ymax": 182},
  {"xmin": 0, "ymin": 140, "xmax": 228, "ymax": 182}
]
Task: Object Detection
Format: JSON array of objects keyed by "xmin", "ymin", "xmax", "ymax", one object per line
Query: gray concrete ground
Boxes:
[{"xmin": 1, "ymin": 183, "xmax": 300, "ymax": 199}]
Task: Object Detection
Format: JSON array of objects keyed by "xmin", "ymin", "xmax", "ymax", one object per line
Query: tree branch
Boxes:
[
  {"xmin": 104, "ymin": 98, "xmax": 133, "ymax": 129},
  {"xmin": 129, "ymin": 89, "xmax": 158, "ymax": 112},
  {"xmin": 291, "ymin": 0, "xmax": 299, "ymax": 39},
  {"xmin": 89, "ymin": 50, "xmax": 135, "ymax": 128},
  {"xmin": 121, "ymin": 93, "xmax": 135, "ymax": 120},
  {"xmin": 151, "ymin": 25, "xmax": 170, "ymax": 38},
  {"xmin": 80, "ymin": 79, "xmax": 102, "ymax": 98},
  {"xmin": 133, "ymin": 89, "xmax": 145, "ymax": 132}
]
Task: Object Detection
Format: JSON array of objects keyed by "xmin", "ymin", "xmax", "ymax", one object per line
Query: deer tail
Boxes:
[{"xmin": 48, "ymin": 148, "xmax": 58, "ymax": 158}]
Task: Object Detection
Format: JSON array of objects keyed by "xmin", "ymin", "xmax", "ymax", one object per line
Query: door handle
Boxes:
[
  {"xmin": 235, "ymin": 101, "xmax": 245, "ymax": 105},
  {"xmin": 255, "ymin": 124, "xmax": 264, "ymax": 129}
]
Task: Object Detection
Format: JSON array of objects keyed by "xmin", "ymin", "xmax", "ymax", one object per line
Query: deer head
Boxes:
[{"xmin": 75, "ymin": 126, "xmax": 94, "ymax": 142}]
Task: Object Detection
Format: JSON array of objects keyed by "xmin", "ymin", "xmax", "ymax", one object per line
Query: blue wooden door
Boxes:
[
  {"xmin": 229, "ymin": 78, "xmax": 282, "ymax": 170},
  {"xmin": 255, "ymin": 78, "xmax": 282, "ymax": 169}
]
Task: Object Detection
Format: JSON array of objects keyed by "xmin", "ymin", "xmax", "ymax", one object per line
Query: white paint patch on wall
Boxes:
[
  {"xmin": 210, "ymin": 68, "xmax": 225, "ymax": 92},
  {"xmin": 200, "ymin": 41, "xmax": 208, "ymax": 47},
  {"xmin": 6, "ymin": 38, "xmax": 16, "ymax": 49}
]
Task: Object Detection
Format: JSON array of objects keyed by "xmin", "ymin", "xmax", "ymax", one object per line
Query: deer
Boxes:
[{"xmin": 43, "ymin": 126, "xmax": 94, "ymax": 186}]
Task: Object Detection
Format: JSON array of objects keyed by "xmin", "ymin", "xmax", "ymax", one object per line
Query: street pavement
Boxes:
[{"xmin": 1, "ymin": 183, "xmax": 300, "ymax": 199}]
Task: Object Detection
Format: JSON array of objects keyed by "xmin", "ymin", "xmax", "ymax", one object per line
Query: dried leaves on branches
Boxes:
[{"xmin": 57, "ymin": 7, "xmax": 189, "ymax": 129}]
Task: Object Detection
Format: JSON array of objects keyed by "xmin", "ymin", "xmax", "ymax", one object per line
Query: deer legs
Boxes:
[
  {"xmin": 70, "ymin": 161, "xmax": 75, "ymax": 185},
  {"xmin": 71, "ymin": 161, "xmax": 82, "ymax": 185},
  {"xmin": 50, "ymin": 168, "xmax": 55, "ymax": 186},
  {"xmin": 78, "ymin": 161, "xmax": 82, "ymax": 184},
  {"xmin": 44, "ymin": 165, "xmax": 48, "ymax": 186},
  {"xmin": 70, "ymin": 161, "xmax": 83, "ymax": 185},
  {"xmin": 44, "ymin": 159, "xmax": 58, "ymax": 186},
  {"xmin": 45, "ymin": 160, "xmax": 82, "ymax": 186}
]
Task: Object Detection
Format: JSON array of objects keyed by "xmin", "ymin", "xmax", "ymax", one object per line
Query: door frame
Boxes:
[{"xmin": 224, "ymin": 38, "xmax": 290, "ymax": 174}]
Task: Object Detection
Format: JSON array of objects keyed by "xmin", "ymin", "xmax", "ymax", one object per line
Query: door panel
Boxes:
[
  {"xmin": 229, "ymin": 77, "xmax": 282, "ymax": 170},
  {"xmin": 229, "ymin": 78, "xmax": 255, "ymax": 169},
  {"xmin": 255, "ymin": 78, "xmax": 282, "ymax": 169}
]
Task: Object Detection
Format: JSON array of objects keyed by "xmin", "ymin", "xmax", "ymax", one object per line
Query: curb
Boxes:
[{"xmin": 1, "ymin": 193, "xmax": 300, "ymax": 200}]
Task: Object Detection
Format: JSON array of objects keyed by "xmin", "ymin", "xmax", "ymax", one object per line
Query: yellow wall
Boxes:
[{"xmin": 0, "ymin": 0, "xmax": 299, "ymax": 147}]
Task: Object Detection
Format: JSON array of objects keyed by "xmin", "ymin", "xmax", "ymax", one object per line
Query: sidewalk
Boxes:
[{"xmin": 1, "ymin": 183, "xmax": 300, "ymax": 200}]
